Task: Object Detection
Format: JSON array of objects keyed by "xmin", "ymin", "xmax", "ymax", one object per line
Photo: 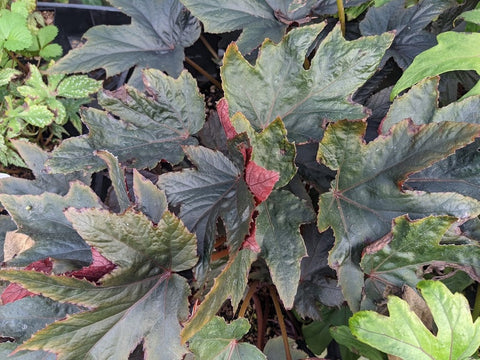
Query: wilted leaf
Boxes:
[
  {"xmin": 0, "ymin": 182, "xmax": 103, "ymax": 266},
  {"xmin": 350, "ymin": 280, "xmax": 480, "ymax": 360},
  {"xmin": 0, "ymin": 141, "xmax": 91, "ymax": 196},
  {"xmin": 222, "ymin": 24, "xmax": 394, "ymax": 142},
  {"xmin": 158, "ymin": 146, "xmax": 254, "ymax": 278},
  {"xmin": 362, "ymin": 216, "xmax": 480, "ymax": 303},
  {"xmin": 189, "ymin": 316, "xmax": 265, "ymax": 360},
  {"xmin": 360, "ymin": 0, "xmax": 454, "ymax": 69},
  {"xmin": 181, "ymin": 249, "xmax": 257, "ymax": 342},
  {"xmin": 317, "ymin": 119, "xmax": 480, "ymax": 310},
  {"xmin": 50, "ymin": 0, "xmax": 200, "ymax": 79},
  {"xmin": 256, "ymin": 189, "xmax": 315, "ymax": 308},
  {"xmin": 391, "ymin": 31, "xmax": 480, "ymax": 99},
  {"xmin": 47, "ymin": 69, "xmax": 205, "ymax": 173},
  {"xmin": 0, "ymin": 207, "xmax": 198, "ymax": 360}
]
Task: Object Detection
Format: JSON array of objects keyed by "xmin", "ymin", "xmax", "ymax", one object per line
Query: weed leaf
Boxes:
[{"xmin": 350, "ymin": 280, "xmax": 480, "ymax": 360}]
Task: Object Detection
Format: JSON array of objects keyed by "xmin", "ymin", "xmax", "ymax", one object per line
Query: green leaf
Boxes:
[
  {"xmin": 350, "ymin": 280, "xmax": 480, "ymax": 360},
  {"xmin": 0, "ymin": 140, "xmax": 91, "ymax": 196},
  {"xmin": 0, "ymin": 207, "xmax": 197, "ymax": 360},
  {"xmin": 39, "ymin": 43, "xmax": 62, "ymax": 59},
  {"xmin": 256, "ymin": 189, "xmax": 315, "ymax": 308},
  {"xmin": 50, "ymin": 0, "xmax": 200, "ymax": 79},
  {"xmin": 222, "ymin": 24, "xmax": 394, "ymax": 142},
  {"xmin": 317, "ymin": 119, "xmax": 480, "ymax": 310},
  {"xmin": 361, "ymin": 216, "xmax": 480, "ymax": 303},
  {"xmin": 0, "ymin": 182, "xmax": 102, "ymax": 266},
  {"xmin": 0, "ymin": 296, "xmax": 80, "ymax": 343},
  {"xmin": 330, "ymin": 326, "xmax": 386, "ymax": 360},
  {"xmin": 391, "ymin": 31, "xmax": 480, "ymax": 99},
  {"xmin": 0, "ymin": 9, "xmax": 32, "ymax": 51},
  {"xmin": 189, "ymin": 316, "xmax": 266, "ymax": 360},
  {"xmin": 47, "ymin": 69, "xmax": 205, "ymax": 173},
  {"xmin": 457, "ymin": 9, "xmax": 480, "ymax": 26},
  {"xmin": 181, "ymin": 249, "xmax": 257, "ymax": 342},
  {"xmin": 158, "ymin": 146, "xmax": 254, "ymax": 278},
  {"xmin": 36, "ymin": 25, "xmax": 57, "ymax": 48},
  {"xmin": 56, "ymin": 74, "xmax": 101, "ymax": 98},
  {"xmin": 14, "ymin": 105, "xmax": 54, "ymax": 127},
  {"xmin": 231, "ymin": 114, "xmax": 296, "ymax": 188}
]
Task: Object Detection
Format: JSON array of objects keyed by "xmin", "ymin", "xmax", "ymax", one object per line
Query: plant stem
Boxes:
[
  {"xmin": 269, "ymin": 285, "xmax": 292, "ymax": 360},
  {"xmin": 473, "ymin": 283, "xmax": 480, "ymax": 320},
  {"xmin": 200, "ymin": 35, "xmax": 219, "ymax": 61},
  {"xmin": 252, "ymin": 293, "xmax": 265, "ymax": 350},
  {"xmin": 238, "ymin": 281, "xmax": 258, "ymax": 318},
  {"xmin": 336, "ymin": 0, "xmax": 346, "ymax": 36},
  {"xmin": 184, "ymin": 56, "xmax": 222, "ymax": 90}
]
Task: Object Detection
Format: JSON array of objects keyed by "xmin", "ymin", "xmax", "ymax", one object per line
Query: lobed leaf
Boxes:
[
  {"xmin": 391, "ymin": 31, "xmax": 480, "ymax": 99},
  {"xmin": 362, "ymin": 215, "xmax": 480, "ymax": 303},
  {"xmin": 317, "ymin": 119, "xmax": 480, "ymax": 310},
  {"xmin": 0, "ymin": 182, "xmax": 103, "ymax": 266},
  {"xmin": 359, "ymin": 0, "xmax": 454, "ymax": 69},
  {"xmin": 0, "ymin": 296, "xmax": 80, "ymax": 343},
  {"xmin": 222, "ymin": 24, "xmax": 394, "ymax": 142},
  {"xmin": 181, "ymin": 249, "xmax": 257, "ymax": 342},
  {"xmin": 350, "ymin": 280, "xmax": 480, "ymax": 360},
  {"xmin": 47, "ymin": 69, "xmax": 205, "ymax": 173},
  {"xmin": 256, "ymin": 189, "xmax": 315, "ymax": 308},
  {"xmin": 50, "ymin": 0, "xmax": 200, "ymax": 79},
  {"xmin": 189, "ymin": 316, "xmax": 265, "ymax": 360},
  {"xmin": 231, "ymin": 114, "xmax": 296, "ymax": 189},
  {"xmin": 158, "ymin": 146, "xmax": 254, "ymax": 278},
  {"xmin": 0, "ymin": 207, "xmax": 197, "ymax": 360},
  {"xmin": 0, "ymin": 140, "xmax": 91, "ymax": 196},
  {"xmin": 381, "ymin": 77, "xmax": 480, "ymax": 201}
]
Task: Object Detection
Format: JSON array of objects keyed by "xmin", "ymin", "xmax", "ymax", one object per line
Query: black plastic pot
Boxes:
[{"xmin": 36, "ymin": 2, "xmax": 130, "ymax": 54}]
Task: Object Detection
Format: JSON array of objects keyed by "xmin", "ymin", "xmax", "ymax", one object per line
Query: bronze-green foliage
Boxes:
[{"xmin": 2, "ymin": 0, "xmax": 480, "ymax": 359}]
